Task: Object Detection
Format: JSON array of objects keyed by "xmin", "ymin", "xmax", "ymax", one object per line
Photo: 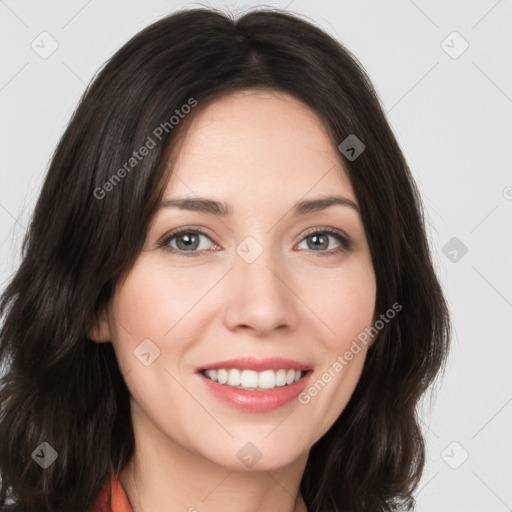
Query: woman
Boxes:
[{"xmin": 0, "ymin": 7, "xmax": 451, "ymax": 512}]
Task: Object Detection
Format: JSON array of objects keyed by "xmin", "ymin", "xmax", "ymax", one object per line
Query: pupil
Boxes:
[
  {"xmin": 179, "ymin": 233, "xmax": 198, "ymax": 250},
  {"xmin": 311, "ymin": 234, "xmax": 327, "ymax": 250}
]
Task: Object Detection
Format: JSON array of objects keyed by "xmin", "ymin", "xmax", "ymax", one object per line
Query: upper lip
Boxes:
[{"xmin": 197, "ymin": 357, "xmax": 312, "ymax": 372}]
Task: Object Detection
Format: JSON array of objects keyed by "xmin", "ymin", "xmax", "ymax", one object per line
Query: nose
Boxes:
[{"xmin": 223, "ymin": 243, "xmax": 298, "ymax": 336}]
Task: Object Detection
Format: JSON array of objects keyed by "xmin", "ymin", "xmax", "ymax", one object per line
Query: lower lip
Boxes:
[{"xmin": 198, "ymin": 371, "xmax": 312, "ymax": 413}]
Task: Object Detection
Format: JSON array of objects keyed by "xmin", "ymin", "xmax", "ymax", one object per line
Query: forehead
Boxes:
[{"xmin": 164, "ymin": 89, "xmax": 356, "ymax": 202}]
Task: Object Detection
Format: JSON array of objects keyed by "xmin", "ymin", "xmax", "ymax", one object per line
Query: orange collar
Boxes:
[{"xmin": 94, "ymin": 474, "xmax": 133, "ymax": 512}]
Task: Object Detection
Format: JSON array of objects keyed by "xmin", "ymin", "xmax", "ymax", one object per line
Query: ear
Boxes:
[{"xmin": 87, "ymin": 304, "xmax": 112, "ymax": 343}]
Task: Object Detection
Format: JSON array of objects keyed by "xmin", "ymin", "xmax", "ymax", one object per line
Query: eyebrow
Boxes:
[{"xmin": 158, "ymin": 195, "xmax": 360, "ymax": 216}]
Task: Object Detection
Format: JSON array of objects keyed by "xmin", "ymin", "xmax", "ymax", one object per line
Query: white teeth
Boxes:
[
  {"xmin": 205, "ymin": 369, "xmax": 217, "ymax": 381},
  {"xmin": 258, "ymin": 370, "xmax": 275, "ymax": 389},
  {"xmin": 203, "ymin": 368, "xmax": 305, "ymax": 390},
  {"xmin": 227, "ymin": 369, "xmax": 241, "ymax": 386},
  {"xmin": 240, "ymin": 370, "xmax": 259, "ymax": 388},
  {"xmin": 275, "ymin": 369, "xmax": 287, "ymax": 386}
]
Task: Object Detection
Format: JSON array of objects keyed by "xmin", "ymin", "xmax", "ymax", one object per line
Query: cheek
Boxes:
[
  {"xmin": 316, "ymin": 263, "xmax": 377, "ymax": 351},
  {"xmin": 298, "ymin": 263, "xmax": 375, "ymax": 439},
  {"xmin": 108, "ymin": 255, "xmax": 226, "ymax": 385},
  {"xmin": 112, "ymin": 257, "xmax": 212, "ymax": 341},
  {"xmin": 108, "ymin": 259, "xmax": 202, "ymax": 418},
  {"xmin": 111, "ymin": 251, "xmax": 376, "ymax": 361}
]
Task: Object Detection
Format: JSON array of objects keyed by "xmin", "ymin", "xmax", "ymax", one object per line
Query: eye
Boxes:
[
  {"xmin": 158, "ymin": 228, "xmax": 215, "ymax": 257},
  {"xmin": 296, "ymin": 228, "xmax": 352, "ymax": 256},
  {"xmin": 157, "ymin": 226, "xmax": 352, "ymax": 257}
]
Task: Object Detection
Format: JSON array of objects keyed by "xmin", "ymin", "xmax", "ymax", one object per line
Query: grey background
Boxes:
[{"xmin": 1, "ymin": 1, "xmax": 511, "ymax": 510}]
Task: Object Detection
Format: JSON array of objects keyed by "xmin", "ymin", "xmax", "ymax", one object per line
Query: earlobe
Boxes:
[{"xmin": 87, "ymin": 305, "xmax": 112, "ymax": 343}]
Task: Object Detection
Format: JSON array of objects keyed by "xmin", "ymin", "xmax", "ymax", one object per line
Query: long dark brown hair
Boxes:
[{"xmin": 0, "ymin": 7, "xmax": 450, "ymax": 512}]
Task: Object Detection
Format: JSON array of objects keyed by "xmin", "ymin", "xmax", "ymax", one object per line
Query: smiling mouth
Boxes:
[{"xmin": 199, "ymin": 368, "xmax": 311, "ymax": 391}]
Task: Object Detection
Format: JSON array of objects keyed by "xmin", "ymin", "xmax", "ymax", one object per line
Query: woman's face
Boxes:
[{"xmin": 95, "ymin": 89, "xmax": 377, "ymax": 471}]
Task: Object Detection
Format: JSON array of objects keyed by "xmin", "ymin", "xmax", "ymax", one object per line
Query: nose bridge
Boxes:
[{"xmin": 223, "ymin": 232, "xmax": 297, "ymax": 333}]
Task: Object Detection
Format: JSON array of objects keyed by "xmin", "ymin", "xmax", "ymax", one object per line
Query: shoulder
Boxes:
[
  {"xmin": 93, "ymin": 474, "xmax": 133, "ymax": 512},
  {"xmin": 92, "ymin": 477, "xmax": 112, "ymax": 512}
]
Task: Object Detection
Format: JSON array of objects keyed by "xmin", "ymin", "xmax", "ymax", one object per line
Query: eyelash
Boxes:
[{"xmin": 157, "ymin": 226, "xmax": 352, "ymax": 258}]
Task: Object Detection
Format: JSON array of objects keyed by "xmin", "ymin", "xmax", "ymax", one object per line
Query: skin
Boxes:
[{"xmin": 90, "ymin": 89, "xmax": 378, "ymax": 512}]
